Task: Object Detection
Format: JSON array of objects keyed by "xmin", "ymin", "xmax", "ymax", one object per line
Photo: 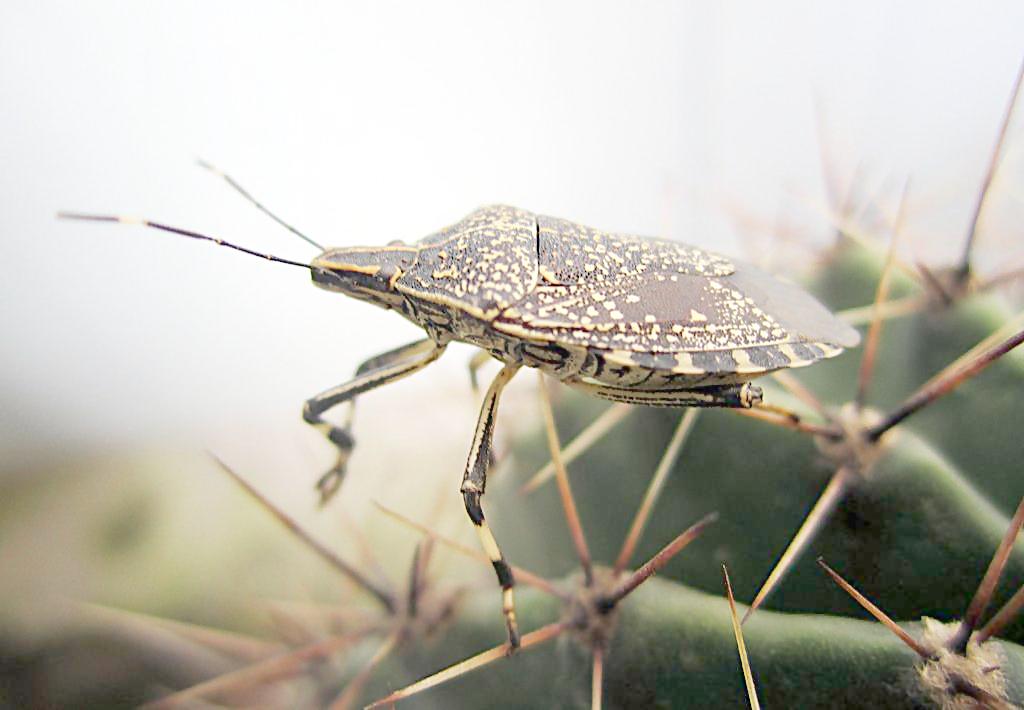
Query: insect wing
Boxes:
[{"xmin": 498, "ymin": 216, "xmax": 858, "ymax": 377}]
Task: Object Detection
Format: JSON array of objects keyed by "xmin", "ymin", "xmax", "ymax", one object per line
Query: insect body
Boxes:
[
  {"xmin": 305, "ymin": 204, "xmax": 858, "ymax": 647},
  {"xmin": 63, "ymin": 202, "xmax": 859, "ymax": 650},
  {"xmin": 313, "ymin": 205, "xmax": 856, "ymax": 396}
]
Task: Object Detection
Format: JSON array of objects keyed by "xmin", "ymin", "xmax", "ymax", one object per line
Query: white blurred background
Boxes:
[
  {"xmin": 1, "ymin": 2, "xmax": 1022, "ymax": 489},
  {"xmin": 2, "ymin": 7, "xmax": 1024, "ymax": 698}
]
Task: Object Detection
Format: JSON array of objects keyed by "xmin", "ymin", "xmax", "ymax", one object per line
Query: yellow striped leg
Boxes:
[
  {"xmin": 565, "ymin": 378, "xmax": 761, "ymax": 409},
  {"xmin": 303, "ymin": 338, "xmax": 445, "ymax": 502},
  {"xmin": 467, "ymin": 349, "xmax": 494, "ymax": 392},
  {"xmin": 460, "ymin": 363, "xmax": 522, "ymax": 648}
]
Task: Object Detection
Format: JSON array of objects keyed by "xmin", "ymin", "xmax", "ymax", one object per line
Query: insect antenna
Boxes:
[
  {"xmin": 57, "ymin": 212, "xmax": 316, "ymax": 271},
  {"xmin": 196, "ymin": 159, "xmax": 325, "ymax": 251}
]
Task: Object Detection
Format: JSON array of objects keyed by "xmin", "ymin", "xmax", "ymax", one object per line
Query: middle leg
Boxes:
[{"xmin": 460, "ymin": 363, "xmax": 522, "ymax": 649}]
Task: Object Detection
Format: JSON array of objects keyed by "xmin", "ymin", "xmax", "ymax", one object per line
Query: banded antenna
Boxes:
[
  {"xmin": 196, "ymin": 159, "xmax": 325, "ymax": 251},
  {"xmin": 57, "ymin": 212, "xmax": 316, "ymax": 272}
]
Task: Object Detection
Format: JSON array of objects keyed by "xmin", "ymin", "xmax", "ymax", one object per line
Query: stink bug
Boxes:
[{"xmin": 61, "ymin": 178, "xmax": 859, "ymax": 650}]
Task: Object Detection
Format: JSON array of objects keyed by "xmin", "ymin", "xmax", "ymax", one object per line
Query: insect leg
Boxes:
[
  {"xmin": 564, "ymin": 379, "xmax": 762, "ymax": 408},
  {"xmin": 304, "ymin": 338, "xmax": 445, "ymax": 502},
  {"xmin": 467, "ymin": 349, "xmax": 493, "ymax": 392},
  {"xmin": 460, "ymin": 363, "xmax": 522, "ymax": 649}
]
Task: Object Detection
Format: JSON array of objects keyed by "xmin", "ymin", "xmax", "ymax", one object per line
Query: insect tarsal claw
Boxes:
[
  {"xmin": 315, "ymin": 465, "xmax": 347, "ymax": 506},
  {"xmin": 742, "ymin": 383, "xmax": 764, "ymax": 408}
]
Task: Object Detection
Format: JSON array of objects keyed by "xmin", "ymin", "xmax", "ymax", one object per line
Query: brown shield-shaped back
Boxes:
[
  {"xmin": 396, "ymin": 205, "xmax": 539, "ymax": 320},
  {"xmin": 494, "ymin": 212, "xmax": 859, "ymax": 379}
]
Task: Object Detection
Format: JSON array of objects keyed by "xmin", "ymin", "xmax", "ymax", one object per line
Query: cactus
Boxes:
[
  {"xmin": 128, "ymin": 249, "xmax": 1023, "ymax": 709},
  {"xmin": 335, "ymin": 66, "xmax": 1024, "ymax": 706},
  {"xmin": 10, "ymin": 64, "xmax": 1024, "ymax": 710},
  {"xmin": 433, "ymin": 238, "xmax": 1024, "ymax": 709},
  {"xmin": 83, "ymin": 179, "xmax": 1024, "ymax": 707}
]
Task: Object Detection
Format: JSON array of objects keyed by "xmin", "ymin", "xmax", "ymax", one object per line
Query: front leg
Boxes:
[
  {"xmin": 460, "ymin": 363, "xmax": 522, "ymax": 649},
  {"xmin": 303, "ymin": 338, "xmax": 446, "ymax": 502}
]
